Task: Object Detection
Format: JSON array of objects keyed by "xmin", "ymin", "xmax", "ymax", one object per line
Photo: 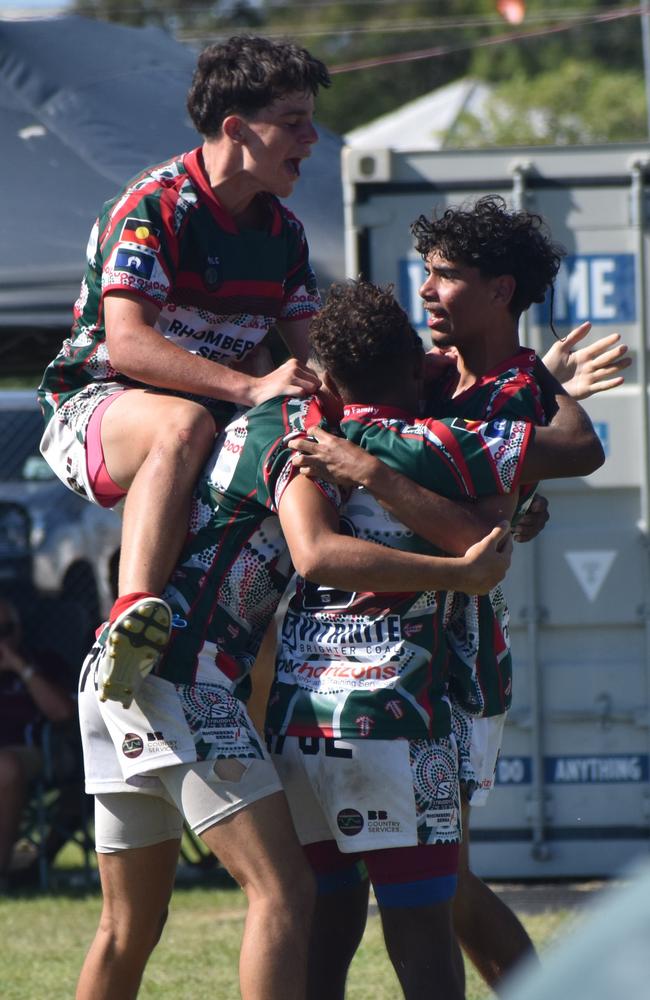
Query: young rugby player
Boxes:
[
  {"xmin": 414, "ymin": 195, "xmax": 629, "ymax": 988},
  {"xmin": 38, "ymin": 35, "xmax": 327, "ymax": 708},
  {"xmin": 269, "ymin": 279, "xmax": 605, "ymax": 999}
]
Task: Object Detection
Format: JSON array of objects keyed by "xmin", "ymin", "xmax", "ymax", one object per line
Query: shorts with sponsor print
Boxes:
[
  {"xmin": 39, "ymin": 380, "xmax": 233, "ymax": 507},
  {"xmin": 269, "ymin": 733, "xmax": 460, "ymax": 854},
  {"xmin": 78, "ymin": 639, "xmax": 269, "ymax": 796},
  {"xmin": 39, "ymin": 381, "xmax": 128, "ymax": 505},
  {"xmin": 452, "ymin": 699, "xmax": 507, "ymax": 807}
]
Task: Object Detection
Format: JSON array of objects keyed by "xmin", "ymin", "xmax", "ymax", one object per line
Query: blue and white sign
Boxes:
[
  {"xmin": 544, "ymin": 754, "xmax": 647, "ymax": 784},
  {"xmin": 494, "ymin": 754, "xmax": 648, "ymax": 786},
  {"xmin": 537, "ymin": 254, "xmax": 636, "ymax": 326},
  {"xmin": 398, "ymin": 254, "xmax": 637, "ymax": 330},
  {"xmin": 495, "ymin": 756, "xmax": 532, "ymax": 785}
]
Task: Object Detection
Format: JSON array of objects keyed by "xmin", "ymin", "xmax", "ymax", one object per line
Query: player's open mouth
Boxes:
[
  {"xmin": 425, "ymin": 308, "xmax": 447, "ymax": 326},
  {"xmin": 287, "ymin": 158, "xmax": 301, "ymax": 177}
]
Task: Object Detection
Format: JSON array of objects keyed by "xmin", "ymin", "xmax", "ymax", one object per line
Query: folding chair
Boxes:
[
  {"xmin": 16, "ymin": 719, "xmax": 94, "ymax": 891},
  {"xmin": 10, "ymin": 592, "xmax": 95, "ymax": 891}
]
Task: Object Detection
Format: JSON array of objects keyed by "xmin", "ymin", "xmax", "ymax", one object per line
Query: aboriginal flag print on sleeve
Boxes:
[{"xmin": 119, "ymin": 217, "xmax": 161, "ymax": 252}]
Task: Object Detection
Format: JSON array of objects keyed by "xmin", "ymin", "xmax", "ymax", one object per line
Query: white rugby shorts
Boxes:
[
  {"xmin": 93, "ymin": 755, "xmax": 283, "ymax": 851},
  {"xmin": 78, "ymin": 643, "xmax": 281, "ymax": 850},
  {"xmin": 269, "ymin": 733, "xmax": 461, "ymax": 853},
  {"xmin": 79, "ymin": 639, "xmax": 270, "ymax": 790},
  {"xmin": 39, "ymin": 381, "xmax": 127, "ymax": 506}
]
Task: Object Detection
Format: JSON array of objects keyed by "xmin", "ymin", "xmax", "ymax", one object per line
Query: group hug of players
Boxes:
[{"xmin": 37, "ymin": 34, "xmax": 629, "ymax": 1000}]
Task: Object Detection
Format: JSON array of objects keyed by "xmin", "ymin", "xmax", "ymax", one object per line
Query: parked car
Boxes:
[{"xmin": 0, "ymin": 391, "xmax": 121, "ymax": 623}]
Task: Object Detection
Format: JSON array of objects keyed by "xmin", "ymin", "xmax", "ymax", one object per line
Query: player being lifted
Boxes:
[{"xmin": 38, "ymin": 34, "xmax": 328, "ymax": 707}]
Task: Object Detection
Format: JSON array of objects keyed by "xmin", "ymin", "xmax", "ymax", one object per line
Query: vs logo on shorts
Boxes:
[
  {"xmin": 336, "ymin": 808, "xmax": 364, "ymax": 837},
  {"xmin": 122, "ymin": 733, "xmax": 144, "ymax": 758}
]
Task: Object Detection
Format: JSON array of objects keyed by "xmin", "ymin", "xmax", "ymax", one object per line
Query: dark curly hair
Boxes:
[
  {"xmin": 410, "ymin": 195, "xmax": 565, "ymax": 319},
  {"xmin": 309, "ymin": 280, "xmax": 422, "ymax": 396},
  {"xmin": 187, "ymin": 35, "xmax": 330, "ymax": 138}
]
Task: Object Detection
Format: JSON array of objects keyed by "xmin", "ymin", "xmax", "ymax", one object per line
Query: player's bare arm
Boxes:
[
  {"xmin": 542, "ymin": 322, "xmax": 630, "ymax": 400},
  {"xmin": 289, "ymin": 425, "xmax": 515, "ymax": 555},
  {"xmin": 104, "ymin": 292, "xmax": 321, "ymax": 405},
  {"xmin": 278, "ymin": 475, "xmax": 513, "ymax": 596}
]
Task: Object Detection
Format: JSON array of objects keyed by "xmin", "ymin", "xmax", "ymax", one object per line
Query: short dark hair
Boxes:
[
  {"xmin": 410, "ymin": 195, "xmax": 565, "ymax": 317},
  {"xmin": 187, "ymin": 34, "xmax": 331, "ymax": 138},
  {"xmin": 309, "ymin": 280, "xmax": 421, "ymax": 396}
]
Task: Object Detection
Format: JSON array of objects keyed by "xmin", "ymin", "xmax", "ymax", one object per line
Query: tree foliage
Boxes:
[
  {"xmin": 68, "ymin": 0, "xmax": 649, "ymax": 144},
  {"xmin": 451, "ymin": 60, "xmax": 647, "ymax": 146}
]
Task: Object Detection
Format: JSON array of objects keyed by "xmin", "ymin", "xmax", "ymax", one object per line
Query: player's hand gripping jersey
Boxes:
[
  {"xmin": 38, "ymin": 148, "xmax": 320, "ymax": 430},
  {"xmin": 428, "ymin": 349, "xmax": 546, "ymax": 718},
  {"xmin": 266, "ymin": 403, "xmax": 532, "ymax": 743}
]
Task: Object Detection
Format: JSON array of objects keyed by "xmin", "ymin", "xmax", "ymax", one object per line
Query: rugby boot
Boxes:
[{"xmin": 99, "ymin": 597, "xmax": 172, "ymax": 708}]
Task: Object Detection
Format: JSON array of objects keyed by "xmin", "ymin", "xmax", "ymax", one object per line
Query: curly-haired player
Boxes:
[
  {"xmin": 411, "ymin": 194, "xmax": 564, "ymax": 322},
  {"xmin": 286, "ymin": 203, "xmax": 628, "ymax": 993},
  {"xmin": 410, "ymin": 195, "xmax": 629, "ymax": 990},
  {"xmin": 304, "ymin": 278, "xmax": 422, "ymax": 394}
]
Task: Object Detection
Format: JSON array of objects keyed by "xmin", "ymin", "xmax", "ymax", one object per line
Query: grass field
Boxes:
[{"xmin": 0, "ymin": 856, "xmax": 587, "ymax": 1000}]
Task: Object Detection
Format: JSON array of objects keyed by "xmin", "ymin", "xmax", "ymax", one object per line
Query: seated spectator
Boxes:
[{"xmin": 0, "ymin": 597, "xmax": 76, "ymax": 891}]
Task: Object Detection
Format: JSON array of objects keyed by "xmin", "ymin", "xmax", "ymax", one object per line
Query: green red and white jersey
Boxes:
[
  {"xmin": 38, "ymin": 147, "xmax": 320, "ymax": 427},
  {"xmin": 428, "ymin": 349, "xmax": 546, "ymax": 717},
  {"xmin": 427, "ymin": 348, "xmax": 545, "ymax": 514},
  {"xmin": 266, "ymin": 402, "xmax": 532, "ymax": 743},
  {"xmin": 428, "ymin": 349, "xmax": 544, "ymax": 423},
  {"xmin": 153, "ymin": 395, "xmax": 339, "ymax": 701}
]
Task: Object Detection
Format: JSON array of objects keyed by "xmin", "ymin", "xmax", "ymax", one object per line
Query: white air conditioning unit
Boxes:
[{"xmin": 342, "ymin": 146, "xmax": 393, "ymax": 184}]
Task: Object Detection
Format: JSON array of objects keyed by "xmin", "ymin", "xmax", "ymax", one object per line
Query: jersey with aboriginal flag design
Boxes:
[
  {"xmin": 38, "ymin": 147, "xmax": 320, "ymax": 427},
  {"xmin": 427, "ymin": 349, "xmax": 547, "ymax": 717},
  {"xmin": 266, "ymin": 403, "xmax": 532, "ymax": 743}
]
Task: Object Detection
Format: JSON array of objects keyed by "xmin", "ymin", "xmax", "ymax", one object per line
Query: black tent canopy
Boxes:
[{"xmin": 0, "ymin": 15, "xmax": 345, "ymax": 341}]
